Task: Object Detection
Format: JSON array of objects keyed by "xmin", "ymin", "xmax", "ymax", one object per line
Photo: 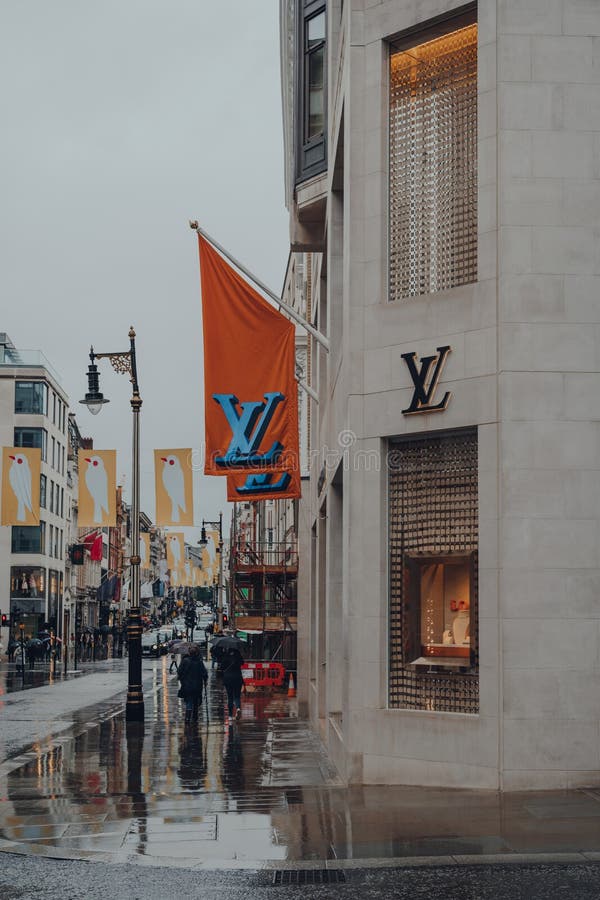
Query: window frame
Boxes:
[
  {"xmin": 14, "ymin": 427, "xmax": 48, "ymax": 461},
  {"xmin": 11, "ymin": 522, "xmax": 46, "ymax": 554},
  {"xmin": 296, "ymin": 0, "xmax": 327, "ymax": 184},
  {"xmin": 404, "ymin": 551, "xmax": 477, "ymax": 669},
  {"xmin": 10, "ymin": 566, "xmax": 46, "ymax": 599},
  {"xmin": 388, "ymin": 4, "xmax": 478, "ymax": 302},
  {"xmin": 14, "ymin": 381, "xmax": 48, "ymax": 416}
]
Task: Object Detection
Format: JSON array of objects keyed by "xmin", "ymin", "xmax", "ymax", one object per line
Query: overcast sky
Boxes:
[{"xmin": 0, "ymin": 0, "xmax": 289, "ymax": 540}]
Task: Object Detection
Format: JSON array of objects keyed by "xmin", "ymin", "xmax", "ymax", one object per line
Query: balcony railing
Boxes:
[{"xmin": 0, "ymin": 347, "xmax": 62, "ymax": 385}]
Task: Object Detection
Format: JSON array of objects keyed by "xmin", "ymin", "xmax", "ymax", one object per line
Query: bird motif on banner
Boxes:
[
  {"xmin": 168, "ymin": 534, "xmax": 182, "ymax": 583},
  {"xmin": 8, "ymin": 453, "xmax": 33, "ymax": 522},
  {"xmin": 139, "ymin": 536, "xmax": 147, "ymax": 567},
  {"xmin": 160, "ymin": 455, "xmax": 186, "ymax": 523},
  {"xmin": 84, "ymin": 455, "xmax": 109, "ymax": 523}
]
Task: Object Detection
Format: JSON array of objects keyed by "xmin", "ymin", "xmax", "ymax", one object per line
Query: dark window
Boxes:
[
  {"xmin": 296, "ymin": 1, "xmax": 327, "ymax": 183},
  {"xmin": 14, "ymin": 427, "xmax": 47, "ymax": 460},
  {"xmin": 14, "ymin": 381, "xmax": 48, "ymax": 415},
  {"xmin": 11, "ymin": 523, "xmax": 45, "ymax": 554},
  {"xmin": 40, "ymin": 474, "xmax": 47, "ymax": 509}
]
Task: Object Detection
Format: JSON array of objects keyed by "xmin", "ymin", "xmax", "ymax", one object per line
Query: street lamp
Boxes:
[
  {"xmin": 199, "ymin": 513, "xmax": 223, "ymax": 631},
  {"xmin": 79, "ymin": 327, "xmax": 144, "ymax": 722}
]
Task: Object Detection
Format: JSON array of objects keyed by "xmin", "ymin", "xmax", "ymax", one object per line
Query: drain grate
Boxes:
[{"xmin": 272, "ymin": 869, "xmax": 347, "ymax": 886}]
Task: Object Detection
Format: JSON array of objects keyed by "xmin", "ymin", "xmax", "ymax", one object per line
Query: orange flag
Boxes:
[
  {"xmin": 198, "ymin": 235, "xmax": 299, "ymax": 478},
  {"xmin": 226, "ymin": 468, "xmax": 301, "ymax": 502}
]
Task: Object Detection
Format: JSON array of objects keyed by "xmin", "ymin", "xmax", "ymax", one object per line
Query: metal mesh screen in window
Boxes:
[
  {"xmin": 388, "ymin": 429, "xmax": 479, "ymax": 713},
  {"xmin": 389, "ymin": 23, "xmax": 478, "ymax": 301}
]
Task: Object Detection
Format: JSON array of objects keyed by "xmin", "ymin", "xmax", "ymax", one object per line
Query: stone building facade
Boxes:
[
  {"xmin": 0, "ymin": 334, "xmax": 70, "ymax": 640},
  {"xmin": 280, "ymin": 0, "xmax": 600, "ymax": 789}
]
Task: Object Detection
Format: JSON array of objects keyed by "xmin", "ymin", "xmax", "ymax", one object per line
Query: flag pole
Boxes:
[{"xmin": 189, "ymin": 220, "xmax": 330, "ymax": 353}]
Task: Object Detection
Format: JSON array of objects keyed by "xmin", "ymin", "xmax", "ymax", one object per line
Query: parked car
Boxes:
[{"xmin": 142, "ymin": 631, "xmax": 169, "ymax": 658}]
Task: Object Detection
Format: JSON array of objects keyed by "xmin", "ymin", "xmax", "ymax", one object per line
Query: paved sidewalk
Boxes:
[{"xmin": 2, "ymin": 660, "xmax": 600, "ymax": 873}]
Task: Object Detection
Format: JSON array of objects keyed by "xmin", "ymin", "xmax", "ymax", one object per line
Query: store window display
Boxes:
[{"xmin": 405, "ymin": 553, "xmax": 475, "ymax": 666}]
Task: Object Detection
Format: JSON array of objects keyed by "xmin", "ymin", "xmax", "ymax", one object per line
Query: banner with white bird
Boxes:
[
  {"xmin": 139, "ymin": 533, "xmax": 151, "ymax": 571},
  {"xmin": 1, "ymin": 447, "xmax": 41, "ymax": 526},
  {"xmin": 166, "ymin": 532, "xmax": 185, "ymax": 585},
  {"xmin": 154, "ymin": 449, "xmax": 194, "ymax": 526},
  {"xmin": 78, "ymin": 450, "xmax": 117, "ymax": 527}
]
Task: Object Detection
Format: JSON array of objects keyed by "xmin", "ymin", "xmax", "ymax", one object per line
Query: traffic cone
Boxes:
[{"xmin": 287, "ymin": 672, "xmax": 296, "ymax": 698}]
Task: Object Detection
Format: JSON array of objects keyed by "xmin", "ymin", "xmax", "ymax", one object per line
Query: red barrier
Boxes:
[{"xmin": 241, "ymin": 661, "xmax": 286, "ymax": 688}]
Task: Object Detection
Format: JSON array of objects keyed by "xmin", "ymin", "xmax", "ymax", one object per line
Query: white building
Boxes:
[
  {"xmin": 0, "ymin": 334, "xmax": 70, "ymax": 639},
  {"xmin": 280, "ymin": 0, "xmax": 600, "ymax": 790}
]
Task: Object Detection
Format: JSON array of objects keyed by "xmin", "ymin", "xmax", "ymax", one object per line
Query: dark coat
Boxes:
[
  {"xmin": 221, "ymin": 648, "xmax": 244, "ymax": 688},
  {"xmin": 178, "ymin": 656, "xmax": 208, "ymax": 699}
]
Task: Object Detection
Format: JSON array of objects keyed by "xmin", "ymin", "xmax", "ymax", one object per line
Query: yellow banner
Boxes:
[
  {"xmin": 78, "ymin": 450, "xmax": 116, "ymax": 527},
  {"xmin": 1, "ymin": 447, "xmax": 41, "ymax": 525},
  {"xmin": 139, "ymin": 533, "xmax": 151, "ymax": 570},
  {"xmin": 154, "ymin": 449, "xmax": 194, "ymax": 526},
  {"xmin": 166, "ymin": 532, "xmax": 185, "ymax": 584}
]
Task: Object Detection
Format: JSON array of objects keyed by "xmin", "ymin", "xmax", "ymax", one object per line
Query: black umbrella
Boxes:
[{"xmin": 211, "ymin": 635, "xmax": 244, "ymax": 652}]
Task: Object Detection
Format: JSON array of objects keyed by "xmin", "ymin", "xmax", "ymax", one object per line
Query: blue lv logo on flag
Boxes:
[
  {"xmin": 235, "ymin": 472, "xmax": 292, "ymax": 495},
  {"xmin": 213, "ymin": 392, "xmax": 285, "ymax": 467}
]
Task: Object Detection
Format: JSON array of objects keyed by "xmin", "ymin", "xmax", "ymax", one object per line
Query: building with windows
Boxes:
[
  {"xmin": 0, "ymin": 334, "xmax": 70, "ymax": 639},
  {"xmin": 280, "ymin": 0, "xmax": 600, "ymax": 789}
]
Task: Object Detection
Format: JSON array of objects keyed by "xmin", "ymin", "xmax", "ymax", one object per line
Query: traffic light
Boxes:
[
  {"xmin": 1, "ymin": 614, "xmax": 8, "ymax": 628},
  {"xmin": 222, "ymin": 613, "xmax": 228, "ymax": 627},
  {"xmin": 70, "ymin": 544, "xmax": 85, "ymax": 565}
]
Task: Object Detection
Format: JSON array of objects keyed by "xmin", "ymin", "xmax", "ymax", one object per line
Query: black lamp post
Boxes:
[
  {"xmin": 199, "ymin": 514, "xmax": 223, "ymax": 631},
  {"xmin": 80, "ymin": 328, "xmax": 144, "ymax": 722}
]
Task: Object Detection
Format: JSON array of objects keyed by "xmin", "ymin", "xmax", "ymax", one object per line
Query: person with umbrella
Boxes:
[
  {"xmin": 177, "ymin": 643, "xmax": 208, "ymax": 725},
  {"xmin": 213, "ymin": 634, "xmax": 245, "ymax": 724}
]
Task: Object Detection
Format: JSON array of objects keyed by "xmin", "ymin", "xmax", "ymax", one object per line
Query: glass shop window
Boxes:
[
  {"xmin": 405, "ymin": 553, "xmax": 476, "ymax": 666},
  {"xmin": 10, "ymin": 566, "xmax": 46, "ymax": 598}
]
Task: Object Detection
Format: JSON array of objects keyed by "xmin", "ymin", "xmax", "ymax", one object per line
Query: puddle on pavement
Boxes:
[
  {"xmin": 0, "ymin": 660, "xmax": 338, "ymax": 862},
  {"xmin": 3, "ymin": 660, "xmax": 600, "ymax": 864}
]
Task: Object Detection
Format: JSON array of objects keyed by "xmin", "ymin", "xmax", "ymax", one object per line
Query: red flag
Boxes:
[
  {"xmin": 198, "ymin": 235, "xmax": 299, "ymax": 478},
  {"xmin": 90, "ymin": 534, "xmax": 103, "ymax": 562}
]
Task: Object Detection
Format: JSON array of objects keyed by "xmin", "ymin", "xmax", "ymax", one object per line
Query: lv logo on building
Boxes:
[{"xmin": 401, "ymin": 346, "xmax": 452, "ymax": 415}]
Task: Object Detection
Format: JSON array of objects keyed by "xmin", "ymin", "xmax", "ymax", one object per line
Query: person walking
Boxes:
[
  {"xmin": 221, "ymin": 645, "xmax": 244, "ymax": 725},
  {"xmin": 177, "ymin": 644, "xmax": 208, "ymax": 725}
]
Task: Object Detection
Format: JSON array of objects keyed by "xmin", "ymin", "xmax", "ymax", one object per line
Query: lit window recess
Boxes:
[{"xmin": 406, "ymin": 553, "xmax": 475, "ymax": 669}]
